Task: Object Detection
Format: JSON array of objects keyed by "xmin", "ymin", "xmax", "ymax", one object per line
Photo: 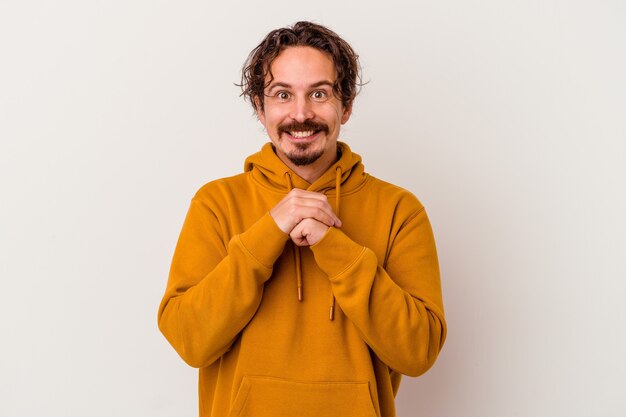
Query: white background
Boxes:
[{"xmin": 1, "ymin": 1, "xmax": 625, "ymax": 416}]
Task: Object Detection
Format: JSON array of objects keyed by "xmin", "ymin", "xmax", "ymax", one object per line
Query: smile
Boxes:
[
  {"xmin": 289, "ymin": 130, "xmax": 316, "ymax": 139},
  {"xmin": 285, "ymin": 130, "xmax": 321, "ymax": 140}
]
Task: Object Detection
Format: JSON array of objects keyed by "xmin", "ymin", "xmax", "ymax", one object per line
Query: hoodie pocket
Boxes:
[{"xmin": 228, "ymin": 376, "xmax": 378, "ymax": 417}]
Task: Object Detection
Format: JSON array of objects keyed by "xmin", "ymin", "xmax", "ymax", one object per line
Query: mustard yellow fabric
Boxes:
[{"xmin": 158, "ymin": 142, "xmax": 446, "ymax": 417}]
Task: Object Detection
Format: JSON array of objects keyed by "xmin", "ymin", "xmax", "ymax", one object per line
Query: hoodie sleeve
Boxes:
[
  {"xmin": 310, "ymin": 206, "xmax": 446, "ymax": 377},
  {"xmin": 158, "ymin": 198, "xmax": 289, "ymax": 368}
]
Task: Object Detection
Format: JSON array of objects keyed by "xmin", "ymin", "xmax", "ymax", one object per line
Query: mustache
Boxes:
[{"xmin": 277, "ymin": 120, "xmax": 329, "ymax": 135}]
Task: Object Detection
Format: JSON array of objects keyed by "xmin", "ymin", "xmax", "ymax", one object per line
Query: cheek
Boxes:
[
  {"xmin": 264, "ymin": 108, "xmax": 287, "ymax": 126},
  {"xmin": 316, "ymin": 104, "xmax": 342, "ymax": 123}
]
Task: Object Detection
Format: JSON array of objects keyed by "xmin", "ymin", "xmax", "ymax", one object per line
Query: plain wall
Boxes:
[{"xmin": 1, "ymin": 1, "xmax": 625, "ymax": 416}]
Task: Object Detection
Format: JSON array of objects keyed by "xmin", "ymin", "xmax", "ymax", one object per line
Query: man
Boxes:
[{"xmin": 158, "ymin": 21, "xmax": 446, "ymax": 417}]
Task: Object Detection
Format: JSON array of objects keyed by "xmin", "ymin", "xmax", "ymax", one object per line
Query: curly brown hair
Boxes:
[{"xmin": 239, "ymin": 21, "xmax": 362, "ymax": 113}]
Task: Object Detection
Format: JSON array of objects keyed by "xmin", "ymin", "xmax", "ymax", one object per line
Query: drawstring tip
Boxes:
[
  {"xmin": 329, "ymin": 305, "xmax": 335, "ymax": 321},
  {"xmin": 298, "ymin": 287, "xmax": 303, "ymax": 301}
]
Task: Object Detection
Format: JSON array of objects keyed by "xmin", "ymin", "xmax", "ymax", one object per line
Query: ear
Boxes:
[
  {"xmin": 341, "ymin": 104, "xmax": 352, "ymax": 125},
  {"xmin": 254, "ymin": 96, "xmax": 266, "ymax": 125}
]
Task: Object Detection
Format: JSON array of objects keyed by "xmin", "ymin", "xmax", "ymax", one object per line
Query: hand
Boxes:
[
  {"xmin": 270, "ymin": 189, "xmax": 341, "ymax": 234},
  {"xmin": 290, "ymin": 218, "xmax": 329, "ymax": 247}
]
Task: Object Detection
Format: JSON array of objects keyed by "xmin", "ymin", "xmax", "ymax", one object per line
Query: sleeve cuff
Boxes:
[
  {"xmin": 310, "ymin": 227, "xmax": 367, "ymax": 280},
  {"xmin": 237, "ymin": 212, "xmax": 290, "ymax": 269}
]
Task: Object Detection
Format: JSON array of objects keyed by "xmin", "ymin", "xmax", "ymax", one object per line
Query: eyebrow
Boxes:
[{"xmin": 267, "ymin": 80, "xmax": 335, "ymax": 92}]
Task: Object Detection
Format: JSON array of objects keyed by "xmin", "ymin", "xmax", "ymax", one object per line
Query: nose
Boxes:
[{"xmin": 289, "ymin": 95, "xmax": 314, "ymax": 122}]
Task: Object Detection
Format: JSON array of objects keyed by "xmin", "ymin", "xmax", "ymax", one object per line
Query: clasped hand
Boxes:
[{"xmin": 270, "ymin": 189, "xmax": 341, "ymax": 247}]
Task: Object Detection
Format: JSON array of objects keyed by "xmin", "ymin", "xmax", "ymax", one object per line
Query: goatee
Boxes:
[{"xmin": 286, "ymin": 143, "xmax": 324, "ymax": 166}]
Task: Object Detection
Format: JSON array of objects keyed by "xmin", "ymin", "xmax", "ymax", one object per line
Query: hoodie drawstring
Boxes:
[
  {"xmin": 285, "ymin": 167, "xmax": 342, "ymax": 321},
  {"xmin": 329, "ymin": 166, "xmax": 342, "ymax": 321},
  {"xmin": 284, "ymin": 172, "xmax": 304, "ymax": 302}
]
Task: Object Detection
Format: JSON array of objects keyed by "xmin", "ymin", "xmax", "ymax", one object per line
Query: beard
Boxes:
[
  {"xmin": 286, "ymin": 142, "xmax": 324, "ymax": 166},
  {"xmin": 276, "ymin": 120, "xmax": 330, "ymax": 166}
]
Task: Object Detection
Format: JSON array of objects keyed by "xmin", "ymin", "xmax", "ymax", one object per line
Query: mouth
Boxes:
[
  {"xmin": 285, "ymin": 130, "xmax": 321, "ymax": 140},
  {"xmin": 278, "ymin": 121, "xmax": 329, "ymax": 143}
]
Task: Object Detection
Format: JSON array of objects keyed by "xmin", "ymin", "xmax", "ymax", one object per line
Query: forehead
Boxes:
[{"xmin": 266, "ymin": 46, "xmax": 337, "ymax": 88}]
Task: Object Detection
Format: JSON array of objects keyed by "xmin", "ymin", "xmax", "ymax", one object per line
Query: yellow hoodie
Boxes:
[{"xmin": 158, "ymin": 142, "xmax": 446, "ymax": 417}]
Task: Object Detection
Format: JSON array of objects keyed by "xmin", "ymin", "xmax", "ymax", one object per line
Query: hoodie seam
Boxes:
[
  {"xmin": 247, "ymin": 167, "xmax": 371, "ymax": 195},
  {"xmin": 246, "ymin": 171, "xmax": 290, "ymax": 194},
  {"xmin": 327, "ymin": 246, "xmax": 369, "ymax": 282},
  {"xmin": 324, "ymin": 174, "xmax": 371, "ymax": 196},
  {"xmin": 235, "ymin": 234, "xmax": 274, "ymax": 271}
]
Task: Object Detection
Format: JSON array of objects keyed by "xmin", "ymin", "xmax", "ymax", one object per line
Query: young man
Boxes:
[{"xmin": 158, "ymin": 21, "xmax": 446, "ymax": 417}]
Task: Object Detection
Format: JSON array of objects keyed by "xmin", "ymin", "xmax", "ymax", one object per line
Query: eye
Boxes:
[
  {"xmin": 275, "ymin": 91, "xmax": 290, "ymax": 101},
  {"xmin": 311, "ymin": 90, "xmax": 328, "ymax": 101}
]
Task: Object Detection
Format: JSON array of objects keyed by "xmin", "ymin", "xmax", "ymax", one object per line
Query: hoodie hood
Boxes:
[{"xmin": 244, "ymin": 141, "xmax": 367, "ymax": 195}]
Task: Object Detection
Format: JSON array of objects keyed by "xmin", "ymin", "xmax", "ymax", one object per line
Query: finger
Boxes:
[
  {"xmin": 272, "ymin": 190, "xmax": 342, "ymax": 232},
  {"xmin": 287, "ymin": 188, "xmax": 327, "ymax": 199},
  {"xmin": 289, "ymin": 222, "xmax": 310, "ymax": 247},
  {"xmin": 292, "ymin": 206, "xmax": 340, "ymax": 228},
  {"xmin": 290, "ymin": 218, "xmax": 328, "ymax": 246},
  {"xmin": 290, "ymin": 197, "xmax": 341, "ymax": 226},
  {"xmin": 287, "ymin": 189, "xmax": 335, "ymax": 206}
]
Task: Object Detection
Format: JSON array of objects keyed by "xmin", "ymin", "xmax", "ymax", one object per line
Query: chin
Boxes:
[{"xmin": 287, "ymin": 149, "xmax": 324, "ymax": 166}]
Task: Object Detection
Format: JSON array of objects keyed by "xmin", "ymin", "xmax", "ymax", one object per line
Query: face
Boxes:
[{"xmin": 256, "ymin": 46, "xmax": 351, "ymax": 170}]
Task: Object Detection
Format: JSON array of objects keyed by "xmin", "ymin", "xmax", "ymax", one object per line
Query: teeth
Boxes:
[{"xmin": 290, "ymin": 130, "xmax": 314, "ymax": 138}]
